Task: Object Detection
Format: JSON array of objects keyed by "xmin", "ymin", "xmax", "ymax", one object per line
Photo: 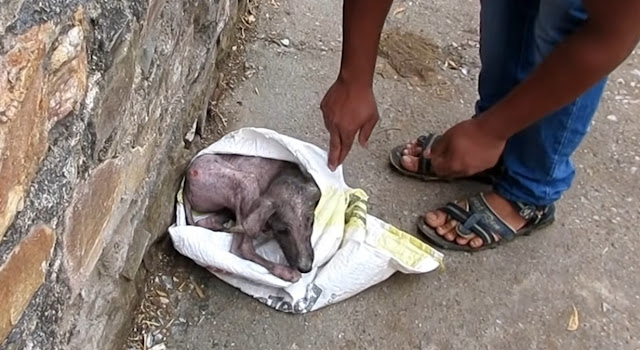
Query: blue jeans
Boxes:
[{"xmin": 476, "ymin": 0, "xmax": 608, "ymax": 206}]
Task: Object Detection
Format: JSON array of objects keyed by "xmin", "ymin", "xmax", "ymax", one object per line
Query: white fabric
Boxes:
[{"xmin": 169, "ymin": 127, "xmax": 444, "ymax": 313}]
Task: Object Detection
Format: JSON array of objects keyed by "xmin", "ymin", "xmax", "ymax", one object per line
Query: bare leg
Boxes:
[
  {"xmin": 231, "ymin": 232, "xmax": 244, "ymax": 255},
  {"xmin": 237, "ymin": 234, "xmax": 301, "ymax": 282},
  {"xmin": 241, "ymin": 198, "xmax": 276, "ymax": 236}
]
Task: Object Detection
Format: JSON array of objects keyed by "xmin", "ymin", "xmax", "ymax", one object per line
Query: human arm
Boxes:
[
  {"xmin": 476, "ymin": 0, "xmax": 640, "ymax": 140},
  {"xmin": 431, "ymin": 0, "xmax": 640, "ymax": 177},
  {"xmin": 321, "ymin": 0, "xmax": 394, "ymax": 171}
]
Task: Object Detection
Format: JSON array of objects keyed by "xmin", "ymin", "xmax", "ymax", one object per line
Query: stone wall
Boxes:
[{"xmin": 0, "ymin": 0, "xmax": 246, "ymax": 348}]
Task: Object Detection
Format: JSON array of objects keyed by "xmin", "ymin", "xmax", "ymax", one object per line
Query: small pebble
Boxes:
[
  {"xmin": 606, "ymin": 114, "xmax": 618, "ymax": 122},
  {"xmin": 146, "ymin": 333, "xmax": 154, "ymax": 348},
  {"xmin": 162, "ymin": 275, "xmax": 174, "ymax": 289},
  {"xmin": 154, "ymin": 333, "xmax": 164, "ymax": 343},
  {"xmin": 631, "ymin": 167, "xmax": 638, "ymax": 174},
  {"xmin": 280, "ymin": 38, "xmax": 290, "ymax": 46}
]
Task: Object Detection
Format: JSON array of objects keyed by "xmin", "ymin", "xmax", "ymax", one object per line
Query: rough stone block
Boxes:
[
  {"xmin": 47, "ymin": 16, "xmax": 88, "ymax": 122},
  {"xmin": 120, "ymin": 229, "xmax": 152, "ymax": 281},
  {"xmin": 0, "ymin": 23, "xmax": 55, "ymax": 241},
  {"xmin": 0, "ymin": 0, "xmax": 25, "ymax": 36},
  {"xmin": 63, "ymin": 159, "xmax": 124, "ymax": 294},
  {"xmin": 92, "ymin": 31, "xmax": 137, "ymax": 161},
  {"xmin": 0, "ymin": 10, "xmax": 87, "ymax": 241},
  {"xmin": 0, "ymin": 0, "xmax": 247, "ymax": 347},
  {"xmin": 0, "ymin": 224, "xmax": 56, "ymax": 343}
]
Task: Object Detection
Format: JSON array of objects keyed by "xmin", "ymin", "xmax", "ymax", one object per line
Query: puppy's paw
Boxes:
[{"xmin": 271, "ymin": 265, "xmax": 301, "ymax": 282}]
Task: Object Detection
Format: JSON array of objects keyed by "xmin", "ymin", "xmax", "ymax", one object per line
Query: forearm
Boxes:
[
  {"xmin": 479, "ymin": 24, "xmax": 640, "ymax": 140},
  {"xmin": 338, "ymin": 0, "xmax": 394, "ymax": 88}
]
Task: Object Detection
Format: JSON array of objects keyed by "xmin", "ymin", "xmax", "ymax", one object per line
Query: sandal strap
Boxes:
[
  {"xmin": 416, "ymin": 133, "xmax": 440, "ymax": 150},
  {"xmin": 439, "ymin": 200, "xmax": 499, "ymax": 245},
  {"xmin": 416, "ymin": 134, "xmax": 440, "ymax": 175},
  {"xmin": 439, "ymin": 193, "xmax": 521, "ymax": 245},
  {"xmin": 510, "ymin": 201, "xmax": 553, "ymax": 225},
  {"xmin": 417, "ymin": 153, "xmax": 432, "ymax": 174}
]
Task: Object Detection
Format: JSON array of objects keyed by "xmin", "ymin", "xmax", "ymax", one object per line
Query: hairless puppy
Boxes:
[
  {"xmin": 183, "ymin": 154, "xmax": 285, "ymax": 230},
  {"xmin": 183, "ymin": 154, "xmax": 320, "ymax": 282}
]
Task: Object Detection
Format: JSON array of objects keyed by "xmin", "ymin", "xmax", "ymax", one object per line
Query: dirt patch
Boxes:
[
  {"xmin": 124, "ymin": 239, "xmax": 211, "ymax": 350},
  {"xmin": 378, "ymin": 30, "xmax": 443, "ymax": 84},
  {"xmin": 377, "ymin": 29, "xmax": 464, "ymax": 99}
]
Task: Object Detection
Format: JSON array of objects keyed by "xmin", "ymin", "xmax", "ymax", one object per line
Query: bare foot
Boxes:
[{"xmin": 424, "ymin": 192, "xmax": 528, "ymax": 248}]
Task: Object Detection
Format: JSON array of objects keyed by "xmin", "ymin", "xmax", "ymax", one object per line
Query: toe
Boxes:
[
  {"xmin": 402, "ymin": 142, "xmax": 421, "ymax": 156},
  {"xmin": 443, "ymin": 230, "xmax": 458, "ymax": 241},
  {"xmin": 425, "ymin": 210, "xmax": 447, "ymax": 228},
  {"xmin": 455, "ymin": 235, "xmax": 472, "ymax": 246},
  {"xmin": 469, "ymin": 237, "xmax": 484, "ymax": 249},
  {"xmin": 402, "ymin": 142, "xmax": 412, "ymax": 155},
  {"xmin": 401, "ymin": 155, "xmax": 418, "ymax": 172},
  {"xmin": 436, "ymin": 218, "xmax": 458, "ymax": 235}
]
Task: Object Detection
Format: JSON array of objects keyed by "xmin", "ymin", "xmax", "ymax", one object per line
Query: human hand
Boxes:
[
  {"xmin": 427, "ymin": 118, "xmax": 507, "ymax": 178},
  {"xmin": 320, "ymin": 78, "xmax": 379, "ymax": 171}
]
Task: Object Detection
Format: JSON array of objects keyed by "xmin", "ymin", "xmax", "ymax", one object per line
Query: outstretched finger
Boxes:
[
  {"xmin": 337, "ymin": 129, "xmax": 356, "ymax": 167},
  {"xmin": 328, "ymin": 127, "xmax": 341, "ymax": 171}
]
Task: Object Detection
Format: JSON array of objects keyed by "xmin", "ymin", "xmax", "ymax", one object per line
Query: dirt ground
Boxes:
[{"xmin": 126, "ymin": 0, "xmax": 640, "ymax": 349}]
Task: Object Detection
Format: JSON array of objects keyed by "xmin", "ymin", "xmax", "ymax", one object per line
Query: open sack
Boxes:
[{"xmin": 168, "ymin": 127, "xmax": 444, "ymax": 313}]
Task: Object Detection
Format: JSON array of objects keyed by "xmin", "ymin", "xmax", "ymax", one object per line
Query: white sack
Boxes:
[{"xmin": 169, "ymin": 127, "xmax": 444, "ymax": 313}]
